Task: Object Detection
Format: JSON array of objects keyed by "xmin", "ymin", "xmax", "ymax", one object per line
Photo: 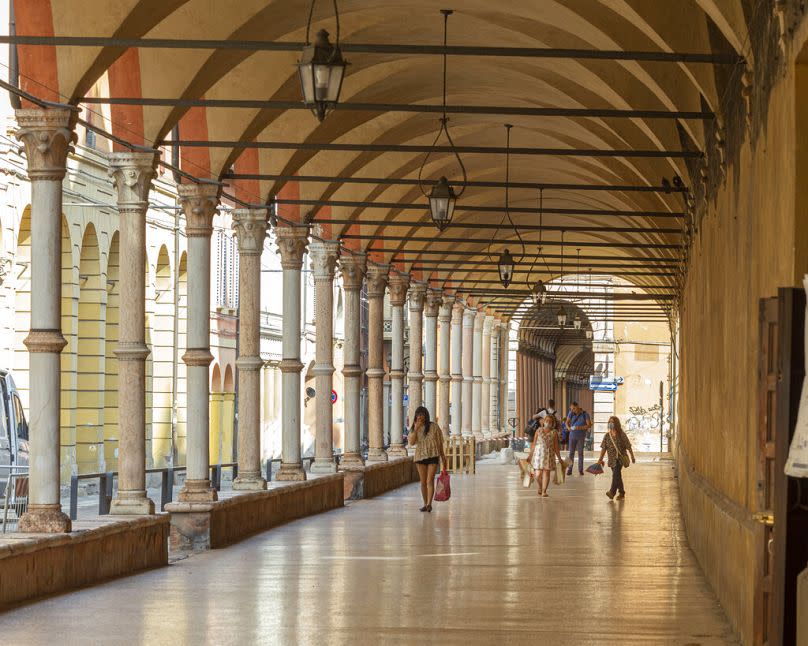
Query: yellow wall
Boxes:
[{"xmin": 677, "ymin": 30, "xmax": 808, "ymax": 643}]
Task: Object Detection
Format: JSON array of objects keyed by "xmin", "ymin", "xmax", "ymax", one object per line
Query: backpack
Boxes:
[{"xmin": 524, "ymin": 418, "xmax": 539, "ymax": 440}]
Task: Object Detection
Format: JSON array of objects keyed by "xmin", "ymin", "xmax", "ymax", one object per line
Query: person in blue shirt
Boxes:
[{"xmin": 565, "ymin": 401, "xmax": 592, "ymax": 476}]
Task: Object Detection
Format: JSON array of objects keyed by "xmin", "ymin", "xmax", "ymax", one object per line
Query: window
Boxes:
[{"xmin": 12, "ymin": 394, "xmax": 27, "ymax": 441}]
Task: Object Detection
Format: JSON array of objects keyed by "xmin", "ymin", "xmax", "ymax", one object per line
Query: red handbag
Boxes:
[{"xmin": 433, "ymin": 469, "xmax": 451, "ymax": 502}]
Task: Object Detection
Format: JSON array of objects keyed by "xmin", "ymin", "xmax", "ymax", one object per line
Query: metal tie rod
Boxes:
[
  {"xmin": 0, "ymin": 36, "xmax": 744, "ymax": 64},
  {"xmin": 300, "ymin": 205, "xmax": 685, "ymax": 219}
]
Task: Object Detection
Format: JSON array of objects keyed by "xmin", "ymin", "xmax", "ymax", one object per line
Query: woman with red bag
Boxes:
[{"xmin": 408, "ymin": 406, "xmax": 448, "ymax": 512}]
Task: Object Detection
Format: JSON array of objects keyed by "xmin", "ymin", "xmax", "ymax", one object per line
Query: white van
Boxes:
[{"xmin": 0, "ymin": 370, "xmax": 29, "ymax": 491}]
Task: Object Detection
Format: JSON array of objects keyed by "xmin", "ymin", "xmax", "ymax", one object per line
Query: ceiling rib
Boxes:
[{"xmin": 344, "ymin": 234, "xmax": 679, "ymax": 249}]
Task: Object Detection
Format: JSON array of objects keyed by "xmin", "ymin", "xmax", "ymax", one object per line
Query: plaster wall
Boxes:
[{"xmin": 678, "ymin": 37, "xmax": 808, "ymax": 643}]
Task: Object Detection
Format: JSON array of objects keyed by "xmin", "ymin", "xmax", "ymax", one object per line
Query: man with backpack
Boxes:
[{"xmin": 565, "ymin": 401, "xmax": 592, "ymax": 476}]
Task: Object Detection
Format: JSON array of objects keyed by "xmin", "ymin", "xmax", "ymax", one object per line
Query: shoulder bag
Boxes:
[{"xmin": 609, "ymin": 433, "xmax": 630, "ymax": 468}]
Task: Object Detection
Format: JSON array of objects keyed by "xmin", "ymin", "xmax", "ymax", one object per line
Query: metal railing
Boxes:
[
  {"xmin": 68, "ymin": 462, "xmax": 238, "ymax": 520},
  {"xmin": 1, "ymin": 465, "xmax": 29, "ymax": 533}
]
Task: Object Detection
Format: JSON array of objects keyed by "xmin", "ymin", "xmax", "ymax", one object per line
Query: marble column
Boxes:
[
  {"xmin": 231, "ymin": 209, "xmax": 268, "ymax": 490},
  {"xmin": 177, "ymin": 183, "xmax": 219, "ymax": 502},
  {"xmin": 450, "ymin": 302, "xmax": 464, "ymax": 437},
  {"xmin": 472, "ymin": 310, "xmax": 484, "ymax": 438},
  {"xmin": 108, "ymin": 151, "xmax": 158, "ymax": 514},
  {"xmin": 489, "ymin": 320, "xmax": 500, "ymax": 435},
  {"xmin": 481, "ymin": 314, "xmax": 493, "ymax": 438},
  {"xmin": 339, "ymin": 252, "xmax": 366, "ymax": 470},
  {"xmin": 15, "ymin": 108, "xmax": 74, "ymax": 533},
  {"xmin": 387, "ymin": 272, "xmax": 409, "ymax": 458},
  {"xmin": 275, "ymin": 226, "xmax": 310, "ymax": 481},
  {"xmin": 366, "ymin": 264, "xmax": 389, "ymax": 463},
  {"xmin": 501, "ymin": 321, "xmax": 510, "ymax": 432},
  {"xmin": 437, "ymin": 296, "xmax": 453, "ymax": 431},
  {"xmin": 423, "ymin": 289, "xmax": 441, "ymax": 418},
  {"xmin": 462, "ymin": 307, "xmax": 475, "ymax": 436},
  {"xmin": 308, "ymin": 241, "xmax": 340, "ymax": 474},
  {"xmin": 407, "ymin": 283, "xmax": 426, "ymax": 425}
]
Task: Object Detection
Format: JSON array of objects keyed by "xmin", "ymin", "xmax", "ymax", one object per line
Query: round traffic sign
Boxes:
[{"xmin": 331, "ymin": 389, "xmax": 338, "ymax": 404}]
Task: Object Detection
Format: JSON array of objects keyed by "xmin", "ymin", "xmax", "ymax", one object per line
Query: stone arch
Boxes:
[
  {"xmin": 210, "ymin": 362, "xmax": 222, "ymax": 393},
  {"xmin": 151, "ymin": 245, "xmax": 174, "ymax": 467},
  {"xmin": 223, "ymin": 364, "xmax": 234, "ymax": 392},
  {"xmin": 76, "ymin": 223, "xmax": 105, "ymax": 474},
  {"xmin": 209, "ymin": 361, "xmax": 223, "ymax": 464},
  {"xmin": 103, "ymin": 231, "xmax": 120, "ymax": 471}
]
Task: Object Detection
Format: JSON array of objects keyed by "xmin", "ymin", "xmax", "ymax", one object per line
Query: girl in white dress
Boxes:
[{"xmin": 527, "ymin": 415, "xmax": 563, "ymax": 497}]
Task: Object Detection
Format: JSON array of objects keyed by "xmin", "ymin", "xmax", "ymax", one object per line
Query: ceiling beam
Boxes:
[
  {"xmin": 176, "ymin": 139, "xmax": 701, "ymax": 159},
  {"xmin": 447, "ymin": 291, "xmax": 674, "ymax": 299},
  {"xmin": 315, "ymin": 219, "xmax": 680, "ymax": 234},
  {"xmin": 0, "ymin": 36, "xmax": 744, "ymax": 64},
  {"xmin": 229, "ymin": 173, "xmax": 689, "ymax": 193},
  {"xmin": 81, "ymin": 97, "xmax": 714, "ymax": 121},
  {"xmin": 374, "ymin": 248, "xmax": 681, "ymax": 262}
]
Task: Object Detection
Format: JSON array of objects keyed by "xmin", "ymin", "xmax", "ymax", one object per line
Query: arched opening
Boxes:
[
  {"xmin": 103, "ymin": 232, "xmax": 120, "ymax": 471},
  {"xmin": 76, "ymin": 223, "xmax": 105, "ymax": 474},
  {"xmin": 209, "ymin": 362, "xmax": 222, "ymax": 465},
  {"xmin": 151, "ymin": 245, "xmax": 173, "ymax": 467},
  {"xmin": 221, "ymin": 363, "xmax": 235, "ymax": 464}
]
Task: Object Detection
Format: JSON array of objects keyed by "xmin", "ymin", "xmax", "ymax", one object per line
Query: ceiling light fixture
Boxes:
[
  {"xmin": 297, "ymin": 0, "xmax": 349, "ymax": 122},
  {"xmin": 418, "ymin": 9, "xmax": 467, "ymax": 231}
]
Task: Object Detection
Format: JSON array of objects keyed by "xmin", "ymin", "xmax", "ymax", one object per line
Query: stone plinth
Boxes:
[
  {"xmin": 0, "ymin": 514, "xmax": 169, "ymax": 609},
  {"xmin": 165, "ymin": 472, "xmax": 345, "ymax": 551}
]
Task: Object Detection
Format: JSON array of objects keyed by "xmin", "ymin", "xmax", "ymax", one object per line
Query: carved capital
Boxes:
[
  {"xmin": 463, "ymin": 307, "xmax": 476, "ymax": 328},
  {"xmin": 232, "ymin": 209, "xmax": 268, "ymax": 256},
  {"xmin": 483, "ymin": 315, "xmax": 495, "ymax": 335},
  {"xmin": 15, "ymin": 108, "xmax": 76, "ymax": 181},
  {"xmin": 451, "ymin": 301, "xmax": 465, "ymax": 324},
  {"xmin": 365, "ymin": 264, "xmax": 389, "ymax": 299},
  {"xmin": 339, "ymin": 252, "xmax": 366, "ymax": 290},
  {"xmin": 408, "ymin": 283, "xmax": 427, "ymax": 312},
  {"xmin": 387, "ymin": 273, "xmax": 410, "ymax": 306},
  {"xmin": 275, "ymin": 226, "xmax": 310, "ymax": 270},
  {"xmin": 474, "ymin": 309, "xmax": 485, "ymax": 330},
  {"xmin": 178, "ymin": 183, "xmax": 220, "ymax": 237},
  {"xmin": 108, "ymin": 151, "xmax": 158, "ymax": 212},
  {"xmin": 425, "ymin": 289, "xmax": 442, "ymax": 317},
  {"xmin": 309, "ymin": 240, "xmax": 340, "ymax": 280}
]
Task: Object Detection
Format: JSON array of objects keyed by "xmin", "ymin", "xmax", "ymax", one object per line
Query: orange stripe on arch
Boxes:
[
  {"xmin": 367, "ymin": 236, "xmax": 385, "ymax": 264},
  {"xmin": 232, "ymin": 148, "xmax": 261, "ymax": 204},
  {"xmin": 107, "ymin": 49, "xmax": 144, "ymax": 149},
  {"xmin": 178, "ymin": 106, "xmax": 211, "ymax": 180},
  {"xmin": 276, "ymin": 180, "xmax": 300, "ymax": 224},
  {"xmin": 16, "ymin": 0, "xmax": 59, "ymax": 103}
]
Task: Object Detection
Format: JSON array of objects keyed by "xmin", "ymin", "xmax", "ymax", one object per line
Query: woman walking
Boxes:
[
  {"xmin": 527, "ymin": 414, "xmax": 563, "ymax": 497},
  {"xmin": 597, "ymin": 416, "xmax": 636, "ymax": 500},
  {"xmin": 408, "ymin": 406, "xmax": 448, "ymax": 512}
]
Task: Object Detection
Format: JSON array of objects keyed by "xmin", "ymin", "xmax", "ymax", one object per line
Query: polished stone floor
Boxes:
[{"xmin": 0, "ymin": 460, "xmax": 736, "ymax": 645}]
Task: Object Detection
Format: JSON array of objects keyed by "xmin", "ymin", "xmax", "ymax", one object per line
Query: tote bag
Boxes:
[{"xmin": 434, "ymin": 469, "xmax": 451, "ymax": 502}]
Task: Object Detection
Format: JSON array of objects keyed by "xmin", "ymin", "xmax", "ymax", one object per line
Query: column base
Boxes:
[
  {"xmin": 366, "ymin": 448, "xmax": 388, "ymax": 463},
  {"xmin": 275, "ymin": 462, "xmax": 307, "ymax": 481},
  {"xmin": 386, "ymin": 444, "xmax": 408, "ymax": 458},
  {"xmin": 178, "ymin": 479, "xmax": 218, "ymax": 502},
  {"xmin": 110, "ymin": 493, "xmax": 155, "ymax": 515},
  {"xmin": 310, "ymin": 458, "xmax": 338, "ymax": 474},
  {"xmin": 18, "ymin": 504, "xmax": 71, "ymax": 533},
  {"xmin": 339, "ymin": 452, "xmax": 365, "ymax": 470},
  {"xmin": 233, "ymin": 475, "xmax": 267, "ymax": 491}
]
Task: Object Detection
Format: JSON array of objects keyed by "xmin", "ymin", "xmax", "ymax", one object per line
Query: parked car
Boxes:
[{"xmin": 0, "ymin": 370, "xmax": 29, "ymax": 493}]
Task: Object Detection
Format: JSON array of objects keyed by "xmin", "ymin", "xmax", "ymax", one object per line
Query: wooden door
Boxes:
[{"xmin": 756, "ymin": 288, "xmax": 808, "ymax": 646}]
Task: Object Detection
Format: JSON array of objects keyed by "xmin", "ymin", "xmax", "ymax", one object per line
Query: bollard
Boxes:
[
  {"xmin": 98, "ymin": 472, "xmax": 114, "ymax": 515},
  {"xmin": 69, "ymin": 475, "xmax": 79, "ymax": 520},
  {"xmin": 161, "ymin": 468, "xmax": 174, "ymax": 511}
]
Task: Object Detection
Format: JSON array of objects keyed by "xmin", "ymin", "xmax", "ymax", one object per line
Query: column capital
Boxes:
[
  {"xmin": 425, "ymin": 289, "xmax": 442, "ymax": 317},
  {"xmin": 388, "ymin": 272, "xmax": 410, "ymax": 306},
  {"xmin": 483, "ymin": 314, "xmax": 495, "ymax": 334},
  {"xmin": 339, "ymin": 252, "xmax": 366, "ymax": 289},
  {"xmin": 409, "ymin": 282, "xmax": 427, "ymax": 312},
  {"xmin": 178, "ymin": 183, "xmax": 220, "ymax": 237},
  {"xmin": 452, "ymin": 301, "xmax": 465, "ymax": 323},
  {"xmin": 232, "ymin": 209, "xmax": 268, "ymax": 256},
  {"xmin": 309, "ymin": 240, "xmax": 340, "ymax": 280},
  {"xmin": 474, "ymin": 309, "xmax": 485, "ymax": 330},
  {"xmin": 463, "ymin": 307, "xmax": 476, "ymax": 327},
  {"xmin": 275, "ymin": 225, "xmax": 310, "ymax": 269},
  {"xmin": 108, "ymin": 151, "xmax": 159, "ymax": 211},
  {"xmin": 365, "ymin": 264, "xmax": 389, "ymax": 298},
  {"xmin": 15, "ymin": 108, "xmax": 76, "ymax": 181}
]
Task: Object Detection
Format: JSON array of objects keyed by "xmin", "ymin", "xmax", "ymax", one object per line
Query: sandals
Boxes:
[{"xmin": 420, "ymin": 506, "xmax": 428, "ymax": 512}]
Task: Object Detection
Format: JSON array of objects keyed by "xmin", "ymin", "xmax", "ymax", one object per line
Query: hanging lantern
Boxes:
[
  {"xmin": 573, "ymin": 314, "xmax": 582, "ymax": 330},
  {"xmin": 557, "ymin": 306, "xmax": 567, "ymax": 327},
  {"xmin": 297, "ymin": 27, "xmax": 348, "ymax": 122},
  {"xmin": 498, "ymin": 249, "xmax": 515, "ymax": 288},
  {"xmin": 429, "ymin": 176, "xmax": 457, "ymax": 231},
  {"xmin": 585, "ymin": 328, "xmax": 593, "ymax": 340},
  {"xmin": 531, "ymin": 279, "xmax": 546, "ymax": 305}
]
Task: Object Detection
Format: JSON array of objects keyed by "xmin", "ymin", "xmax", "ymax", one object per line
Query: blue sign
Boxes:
[
  {"xmin": 589, "ymin": 376, "xmax": 623, "ymax": 391},
  {"xmin": 403, "ymin": 394, "xmax": 409, "ymax": 404}
]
